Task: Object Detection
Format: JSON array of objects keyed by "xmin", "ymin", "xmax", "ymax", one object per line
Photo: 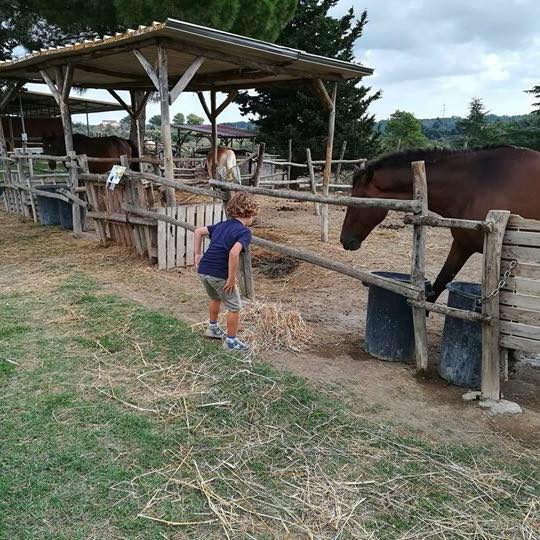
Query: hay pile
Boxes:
[{"xmin": 241, "ymin": 301, "xmax": 314, "ymax": 353}]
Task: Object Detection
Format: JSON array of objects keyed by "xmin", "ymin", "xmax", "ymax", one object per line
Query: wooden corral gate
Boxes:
[
  {"xmin": 499, "ymin": 215, "xmax": 540, "ymax": 354},
  {"xmin": 157, "ymin": 203, "xmax": 225, "ymax": 269}
]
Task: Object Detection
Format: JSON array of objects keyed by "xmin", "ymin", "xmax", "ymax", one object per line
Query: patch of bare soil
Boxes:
[{"xmin": 1, "ymin": 199, "xmax": 539, "ymax": 449}]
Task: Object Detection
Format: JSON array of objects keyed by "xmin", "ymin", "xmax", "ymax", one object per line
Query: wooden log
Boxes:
[
  {"xmin": 410, "ymin": 161, "xmax": 429, "ymax": 373},
  {"xmin": 68, "ymin": 151, "xmax": 82, "ymax": 236},
  {"xmin": 409, "ymin": 300, "xmax": 491, "ymax": 323},
  {"xmin": 157, "ymin": 45, "xmax": 176, "ymax": 206},
  {"xmin": 334, "ymin": 140, "xmax": 347, "ymax": 183},
  {"xmin": 251, "ymin": 143, "xmax": 265, "ymax": 187},
  {"xmin": 306, "ymin": 148, "xmax": 320, "ymax": 216},
  {"xmin": 321, "ymin": 83, "xmax": 337, "ymax": 243},
  {"xmin": 209, "ymin": 179, "xmax": 419, "ymax": 212},
  {"xmin": 170, "ymin": 56, "xmax": 205, "ymax": 103},
  {"xmin": 481, "ymin": 209, "xmax": 510, "ymax": 401},
  {"xmin": 10, "ymin": 181, "xmax": 84, "ymax": 205},
  {"xmin": 262, "ymin": 159, "xmax": 307, "ymax": 168},
  {"xmin": 286, "ymin": 138, "xmax": 292, "ymax": 186},
  {"xmin": 15, "ymin": 158, "xmax": 35, "ymax": 220},
  {"xmin": 403, "ymin": 214, "xmax": 492, "ymax": 232},
  {"xmin": 79, "ymin": 170, "xmax": 226, "ymax": 201},
  {"xmin": 211, "ymin": 90, "xmax": 218, "ymax": 178},
  {"xmin": 123, "ymin": 204, "xmax": 422, "ymax": 299},
  {"xmin": 311, "ymin": 158, "xmax": 367, "ymax": 165},
  {"xmin": 87, "ymin": 210, "xmax": 155, "ymax": 226}
]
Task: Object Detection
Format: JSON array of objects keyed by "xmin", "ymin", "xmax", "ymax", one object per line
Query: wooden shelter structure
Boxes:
[
  {"xmin": 0, "ymin": 18, "xmax": 373, "ymax": 236},
  {"xmin": 1, "ymin": 88, "xmax": 124, "ymax": 151},
  {"xmin": 173, "ymin": 123, "xmax": 256, "ymax": 153}
]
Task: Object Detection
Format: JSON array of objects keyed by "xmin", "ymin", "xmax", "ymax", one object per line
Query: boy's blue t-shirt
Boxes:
[{"xmin": 198, "ymin": 219, "xmax": 252, "ymax": 279}]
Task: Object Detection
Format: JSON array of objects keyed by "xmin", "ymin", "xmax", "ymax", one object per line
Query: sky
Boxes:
[{"xmin": 25, "ymin": 0, "xmax": 540, "ymax": 124}]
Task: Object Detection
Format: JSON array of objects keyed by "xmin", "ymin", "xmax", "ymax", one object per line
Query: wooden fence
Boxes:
[{"xmin": 2, "ymin": 151, "xmax": 536, "ymax": 403}]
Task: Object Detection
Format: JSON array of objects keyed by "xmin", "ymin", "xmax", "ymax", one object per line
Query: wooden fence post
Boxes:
[
  {"xmin": 306, "ymin": 148, "xmax": 320, "ymax": 216},
  {"xmin": 120, "ymin": 155, "xmax": 145, "ymax": 257},
  {"xmin": 410, "ymin": 161, "xmax": 429, "ymax": 373},
  {"xmin": 321, "ymin": 83, "xmax": 337, "ymax": 242},
  {"xmin": 251, "ymin": 142, "xmax": 265, "ymax": 187},
  {"xmin": 286, "ymin": 138, "xmax": 292, "ymax": 186},
  {"xmin": 335, "ymin": 140, "xmax": 347, "ymax": 184},
  {"xmin": 481, "ymin": 209, "xmax": 510, "ymax": 401},
  {"xmin": 15, "ymin": 156, "xmax": 31, "ymax": 219},
  {"xmin": 68, "ymin": 150, "xmax": 82, "ymax": 237}
]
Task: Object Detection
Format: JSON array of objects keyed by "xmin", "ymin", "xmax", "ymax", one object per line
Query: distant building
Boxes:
[{"xmin": 97, "ymin": 120, "xmax": 121, "ymax": 130}]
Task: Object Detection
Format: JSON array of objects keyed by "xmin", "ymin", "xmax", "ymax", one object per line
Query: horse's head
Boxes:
[{"xmin": 41, "ymin": 134, "xmax": 65, "ymax": 170}]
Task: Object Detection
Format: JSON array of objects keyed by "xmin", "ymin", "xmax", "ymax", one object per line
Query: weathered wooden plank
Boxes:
[
  {"xmin": 481, "ymin": 209, "xmax": 510, "ymax": 401},
  {"xmin": 185, "ymin": 205, "xmax": 196, "ymax": 266},
  {"xmin": 157, "ymin": 208, "xmax": 167, "ymax": 270},
  {"xmin": 500, "ymin": 320, "xmax": 540, "ymax": 341},
  {"xmin": 500, "ymin": 305, "xmax": 540, "ymax": 326},
  {"xmin": 504, "ymin": 276, "xmax": 540, "ymax": 297},
  {"xmin": 169, "ymin": 56, "xmax": 205, "ymax": 104},
  {"xmin": 500, "ymin": 291, "xmax": 540, "ymax": 311},
  {"xmin": 501, "ymin": 245, "xmax": 540, "ymax": 264},
  {"xmin": 500, "ymin": 260, "xmax": 540, "ymax": 279},
  {"xmin": 176, "ymin": 206, "xmax": 187, "ymax": 267},
  {"xmin": 507, "ymin": 214, "xmax": 540, "ymax": 232},
  {"xmin": 504, "ymin": 230, "xmax": 540, "ymax": 247},
  {"xmin": 166, "ymin": 207, "xmax": 176, "ymax": 270},
  {"xmin": 500, "ymin": 334, "xmax": 540, "ymax": 354}
]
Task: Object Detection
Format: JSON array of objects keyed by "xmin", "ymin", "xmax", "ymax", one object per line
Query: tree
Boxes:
[
  {"xmin": 148, "ymin": 115, "xmax": 161, "ymax": 128},
  {"xmin": 186, "ymin": 113, "xmax": 204, "ymax": 125},
  {"xmin": 1, "ymin": 0, "xmax": 297, "ymax": 56},
  {"xmin": 173, "ymin": 112, "xmax": 185, "ymax": 125},
  {"xmin": 457, "ymin": 98, "xmax": 502, "ymax": 148},
  {"xmin": 527, "ymin": 85, "xmax": 540, "ymax": 115},
  {"xmin": 238, "ymin": 0, "xmax": 381, "ymax": 163},
  {"xmin": 381, "ymin": 110, "xmax": 429, "ymax": 151}
]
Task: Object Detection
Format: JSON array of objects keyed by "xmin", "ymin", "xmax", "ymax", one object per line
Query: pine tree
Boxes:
[
  {"xmin": 457, "ymin": 98, "xmax": 502, "ymax": 148},
  {"xmin": 238, "ymin": 0, "xmax": 381, "ymax": 163},
  {"xmin": 173, "ymin": 113, "xmax": 185, "ymax": 125},
  {"xmin": 526, "ymin": 85, "xmax": 540, "ymax": 115}
]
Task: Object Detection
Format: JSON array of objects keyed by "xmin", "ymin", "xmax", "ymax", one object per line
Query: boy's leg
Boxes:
[
  {"xmin": 209, "ymin": 299, "xmax": 221, "ymax": 323},
  {"xmin": 226, "ymin": 311, "xmax": 240, "ymax": 337}
]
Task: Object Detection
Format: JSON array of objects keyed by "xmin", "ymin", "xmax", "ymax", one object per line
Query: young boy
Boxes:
[{"xmin": 194, "ymin": 192, "xmax": 258, "ymax": 352}]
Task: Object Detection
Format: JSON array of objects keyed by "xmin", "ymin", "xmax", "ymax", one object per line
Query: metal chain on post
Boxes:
[{"xmin": 477, "ymin": 259, "xmax": 517, "ymax": 306}]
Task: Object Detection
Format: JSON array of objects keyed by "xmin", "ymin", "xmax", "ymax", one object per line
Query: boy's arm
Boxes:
[
  {"xmin": 224, "ymin": 242, "xmax": 243, "ymax": 293},
  {"xmin": 193, "ymin": 226, "xmax": 209, "ymax": 269}
]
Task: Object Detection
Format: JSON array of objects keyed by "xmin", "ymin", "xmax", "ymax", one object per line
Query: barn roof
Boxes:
[
  {"xmin": 1, "ymin": 89, "xmax": 124, "ymax": 118},
  {"xmin": 173, "ymin": 124, "xmax": 256, "ymax": 139},
  {"xmin": 0, "ymin": 19, "xmax": 373, "ymax": 92}
]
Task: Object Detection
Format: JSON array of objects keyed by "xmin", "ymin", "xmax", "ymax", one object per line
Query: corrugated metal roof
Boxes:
[
  {"xmin": 0, "ymin": 18, "xmax": 373, "ymax": 92},
  {"xmin": 1, "ymin": 89, "xmax": 124, "ymax": 117},
  {"xmin": 173, "ymin": 124, "xmax": 256, "ymax": 138}
]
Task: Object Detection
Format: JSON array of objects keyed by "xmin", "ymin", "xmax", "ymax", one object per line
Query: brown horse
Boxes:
[
  {"xmin": 340, "ymin": 146, "xmax": 540, "ymax": 302},
  {"xmin": 42, "ymin": 133, "xmax": 138, "ymax": 173},
  {"xmin": 206, "ymin": 146, "xmax": 239, "ymax": 182}
]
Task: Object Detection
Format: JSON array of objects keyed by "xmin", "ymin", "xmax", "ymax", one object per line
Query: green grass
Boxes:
[{"xmin": 0, "ymin": 276, "xmax": 539, "ymax": 539}]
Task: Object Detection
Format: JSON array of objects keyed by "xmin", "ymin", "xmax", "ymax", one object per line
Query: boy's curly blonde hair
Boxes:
[{"xmin": 226, "ymin": 192, "xmax": 259, "ymax": 218}]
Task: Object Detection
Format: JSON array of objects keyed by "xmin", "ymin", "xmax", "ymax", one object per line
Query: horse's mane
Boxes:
[{"xmin": 366, "ymin": 145, "xmax": 517, "ymax": 171}]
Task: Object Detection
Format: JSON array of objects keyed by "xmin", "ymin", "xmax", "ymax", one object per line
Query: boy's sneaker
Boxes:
[
  {"xmin": 222, "ymin": 337, "xmax": 251, "ymax": 353},
  {"xmin": 205, "ymin": 323, "xmax": 226, "ymax": 340}
]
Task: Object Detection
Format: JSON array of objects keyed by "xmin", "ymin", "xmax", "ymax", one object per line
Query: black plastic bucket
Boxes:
[
  {"xmin": 35, "ymin": 185, "xmax": 61, "ymax": 225},
  {"xmin": 364, "ymin": 272, "xmax": 430, "ymax": 362},
  {"xmin": 58, "ymin": 200, "xmax": 85, "ymax": 230},
  {"xmin": 438, "ymin": 282, "xmax": 482, "ymax": 388}
]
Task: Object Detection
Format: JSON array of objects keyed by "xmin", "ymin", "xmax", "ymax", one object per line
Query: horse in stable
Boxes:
[{"xmin": 340, "ymin": 145, "xmax": 540, "ymax": 302}]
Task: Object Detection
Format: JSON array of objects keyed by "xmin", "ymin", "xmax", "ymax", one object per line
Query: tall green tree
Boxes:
[
  {"xmin": 1, "ymin": 0, "xmax": 297, "ymax": 56},
  {"xmin": 173, "ymin": 112, "xmax": 185, "ymax": 125},
  {"xmin": 457, "ymin": 98, "xmax": 502, "ymax": 148},
  {"xmin": 381, "ymin": 110, "xmax": 429, "ymax": 151},
  {"xmin": 238, "ymin": 0, "xmax": 381, "ymax": 163},
  {"xmin": 527, "ymin": 85, "xmax": 540, "ymax": 115},
  {"xmin": 186, "ymin": 113, "xmax": 204, "ymax": 125}
]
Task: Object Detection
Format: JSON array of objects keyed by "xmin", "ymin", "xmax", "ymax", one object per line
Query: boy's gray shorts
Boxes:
[{"xmin": 199, "ymin": 274, "xmax": 242, "ymax": 312}]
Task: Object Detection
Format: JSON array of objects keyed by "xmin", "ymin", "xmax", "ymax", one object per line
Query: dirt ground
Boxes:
[{"xmin": 2, "ymin": 198, "xmax": 540, "ymax": 449}]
